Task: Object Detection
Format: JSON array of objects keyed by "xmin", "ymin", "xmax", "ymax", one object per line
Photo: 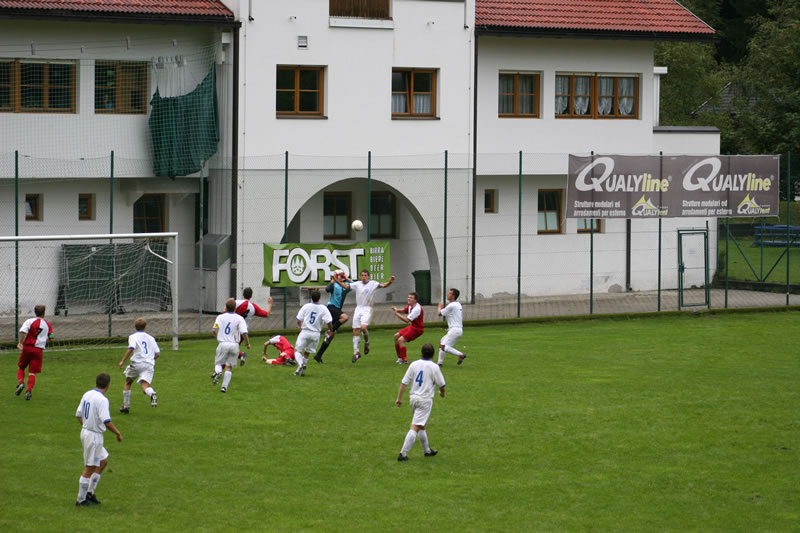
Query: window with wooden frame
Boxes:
[
  {"xmin": 370, "ymin": 191, "xmax": 396, "ymax": 238},
  {"xmin": 484, "ymin": 189, "xmax": 498, "ymax": 213},
  {"xmin": 391, "ymin": 69, "xmax": 436, "ymax": 118},
  {"xmin": 0, "ymin": 60, "xmax": 76, "ymax": 113},
  {"xmin": 133, "ymin": 194, "xmax": 165, "ymax": 233},
  {"xmin": 537, "ymin": 190, "xmax": 562, "ymax": 234},
  {"xmin": 323, "ymin": 192, "xmax": 352, "ymax": 239},
  {"xmin": 556, "ymin": 73, "xmax": 639, "ymax": 119},
  {"xmin": 577, "ymin": 218, "xmax": 602, "ymax": 233},
  {"xmin": 330, "ymin": 0, "xmax": 390, "ymax": 18},
  {"xmin": 498, "ymin": 72, "xmax": 539, "ymax": 117},
  {"xmin": 95, "ymin": 61, "xmax": 148, "ymax": 114},
  {"xmin": 78, "ymin": 194, "xmax": 95, "ymax": 221},
  {"xmin": 25, "ymin": 194, "xmax": 42, "ymax": 221},
  {"xmin": 276, "ymin": 66, "xmax": 324, "ymax": 116}
]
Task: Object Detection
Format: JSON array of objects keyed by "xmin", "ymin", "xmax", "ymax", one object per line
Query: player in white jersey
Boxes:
[
  {"xmin": 75, "ymin": 372, "xmax": 122, "ymax": 506},
  {"xmin": 118, "ymin": 317, "xmax": 161, "ymax": 413},
  {"xmin": 293, "ymin": 289, "xmax": 333, "ymax": 377},
  {"xmin": 395, "ymin": 343, "xmax": 446, "ymax": 461},
  {"xmin": 346, "ymin": 270, "xmax": 395, "ymax": 363},
  {"xmin": 211, "ymin": 298, "xmax": 250, "ymax": 393},
  {"xmin": 437, "ymin": 288, "xmax": 467, "ymax": 366}
]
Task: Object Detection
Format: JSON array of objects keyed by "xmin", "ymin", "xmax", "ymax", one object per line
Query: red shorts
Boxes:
[
  {"xmin": 398, "ymin": 326, "xmax": 424, "ymax": 342},
  {"xmin": 18, "ymin": 345, "xmax": 44, "ymax": 374}
]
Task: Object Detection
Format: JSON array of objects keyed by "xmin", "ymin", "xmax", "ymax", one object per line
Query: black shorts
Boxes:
[{"xmin": 328, "ymin": 305, "xmax": 344, "ymax": 323}]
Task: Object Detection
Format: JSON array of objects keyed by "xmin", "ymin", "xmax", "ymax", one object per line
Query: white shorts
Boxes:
[
  {"xmin": 352, "ymin": 306, "xmax": 373, "ymax": 329},
  {"xmin": 440, "ymin": 327, "xmax": 463, "ymax": 348},
  {"xmin": 409, "ymin": 396, "xmax": 433, "ymax": 426},
  {"xmin": 80, "ymin": 429, "xmax": 109, "ymax": 467},
  {"xmin": 295, "ymin": 330, "xmax": 321, "ymax": 354},
  {"xmin": 215, "ymin": 342, "xmax": 239, "ymax": 368},
  {"xmin": 123, "ymin": 363, "xmax": 154, "ymax": 385}
]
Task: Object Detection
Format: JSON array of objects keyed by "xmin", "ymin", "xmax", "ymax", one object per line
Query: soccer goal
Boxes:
[{"xmin": 0, "ymin": 232, "xmax": 178, "ymax": 352}]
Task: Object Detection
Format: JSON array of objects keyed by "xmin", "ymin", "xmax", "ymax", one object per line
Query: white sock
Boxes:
[
  {"xmin": 214, "ymin": 364, "xmax": 223, "ymax": 374},
  {"xmin": 353, "ymin": 336, "xmax": 360, "ymax": 354},
  {"xmin": 438, "ymin": 349, "xmax": 446, "ymax": 365},
  {"xmin": 222, "ymin": 370, "xmax": 232, "ymax": 389},
  {"xmin": 144, "ymin": 387, "xmax": 155, "ymax": 397},
  {"xmin": 123, "ymin": 390, "xmax": 131, "ymax": 407},
  {"xmin": 88, "ymin": 472, "xmax": 101, "ymax": 494},
  {"xmin": 297, "ymin": 354, "xmax": 306, "ymax": 367},
  {"xmin": 444, "ymin": 346, "xmax": 463, "ymax": 357},
  {"xmin": 400, "ymin": 429, "xmax": 418, "ymax": 456},
  {"xmin": 78, "ymin": 476, "xmax": 90, "ymax": 502},
  {"xmin": 418, "ymin": 430, "xmax": 431, "ymax": 453}
]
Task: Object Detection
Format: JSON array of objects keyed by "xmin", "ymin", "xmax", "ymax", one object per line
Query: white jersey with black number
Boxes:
[
  {"xmin": 401, "ymin": 359, "xmax": 446, "ymax": 401},
  {"xmin": 128, "ymin": 331, "xmax": 160, "ymax": 366},
  {"xmin": 440, "ymin": 301, "xmax": 463, "ymax": 329},
  {"xmin": 296, "ymin": 302, "xmax": 333, "ymax": 333},
  {"xmin": 213, "ymin": 312, "xmax": 248, "ymax": 343},
  {"xmin": 76, "ymin": 388, "xmax": 111, "ymax": 433},
  {"xmin": 351, "ymin": 280, "xmax": 380, "ymax": 307}
]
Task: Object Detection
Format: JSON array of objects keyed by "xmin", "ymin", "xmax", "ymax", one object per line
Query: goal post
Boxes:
[{"xmin": 0, "ymin": 232, "xmax": 179, "ymax": 351}]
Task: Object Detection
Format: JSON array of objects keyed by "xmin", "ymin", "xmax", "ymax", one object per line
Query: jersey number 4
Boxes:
[{"xmin": 415, "ymin": 371, "xmax": 424, "ymax": 386}]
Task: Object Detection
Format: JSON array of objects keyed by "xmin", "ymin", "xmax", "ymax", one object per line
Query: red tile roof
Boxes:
[
  {"xmin": 476, "ymin": 0, "xmax": 715, "ymax": 37},
  {"xmin": 0, "ymin": 0, "xmax": 233, "ymax": 18}
]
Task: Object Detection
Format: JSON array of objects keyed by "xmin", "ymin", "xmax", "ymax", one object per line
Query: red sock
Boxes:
[
  {"xmin": 17, "ymin": 368, "xmax": 25, "ymax": 384},
  {"xmin": 394, "ymin": 343, "xmax": 401, "ymax": 356},
  {"xmin": 27, "ymin": 373, "xmax": 36, "ymax": 392},
  {"xmin": 399, "ymin": 346, "xmax": 407, "ymax": 362}
]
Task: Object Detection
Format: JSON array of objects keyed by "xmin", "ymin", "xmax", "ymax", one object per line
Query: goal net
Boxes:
[{"xmin": 0, "ymin": 232, "xmax": 178, "ymax": 352}]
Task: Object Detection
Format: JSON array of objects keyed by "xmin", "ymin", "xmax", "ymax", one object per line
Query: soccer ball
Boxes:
[{"xmin": 351, "ymin": 219, "xmax": 363, "ymax": 232}]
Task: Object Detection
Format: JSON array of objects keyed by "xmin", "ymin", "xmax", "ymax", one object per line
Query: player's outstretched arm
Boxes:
[
  {"xmin": 253, "ymin": 297, "xmax": 273, "ymax": 317},
  {"xmin": 379, "ymin": 275, "xmax": 396, "ymax": 289}
]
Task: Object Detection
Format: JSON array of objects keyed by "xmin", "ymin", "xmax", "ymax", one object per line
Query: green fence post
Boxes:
[
  {"xmin": 725, "ymin": 218, "xmax": 729, "ymax": 308},
  {"xmin": 706, "ymin": 220, "xmax": 710, "ymax": 308},
  {"xmin": 283, "ymin": 151, "xmax": 288, "ymax": 329},
  {"xmin": 108, "ymin": 151, "xmax": 114, "ymax": 338},
  {"xmin": 658, "ymin": 218, "xmax": 662, "ymax": 312},
  {"xmin": 367, "ymin": 151, "xmax": 372, "ymax": 242},
  {"xmin": 15, "ymin": 151, "xmax": 19, "ymax": 333},
  {"xmin": 787, "ymin": 150, "xmax": 792, "ymax": 306},
  {"xmin": 444, "ymin": 150, "xmax": 448, "ymax": 300}
]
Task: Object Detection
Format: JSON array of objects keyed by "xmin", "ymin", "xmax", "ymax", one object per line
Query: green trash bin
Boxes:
[{"xmin": 412, "ymin": 270, "xmax": 431, "ymax": 305}]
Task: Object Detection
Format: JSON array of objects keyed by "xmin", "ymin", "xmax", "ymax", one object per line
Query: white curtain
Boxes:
[
  {"xmin": 413, "ymin": 94, "xmax": 431, "ymax": 114},
  {"xmin": 598, "ymin": 77, "xmax": 614, "ymax": 115},
  {"xmin": 499, "ymin": 75, "xmax": 514, "ymax": 113},
  {"xmin": 392, "ymin": 94, "xmax": 408, "ymax": 113},
  {"xmin": 555, "ymin": 76, "xmax": 569, "ymax": 114},
  {"xmin": 518, "ymin": 75, "xmax": 533, "ymax": 114},
  {"xmin": 618, "ymin": 78, "xmax": 635, "ymax": 115},
  {"xmin": 150, "ymin": 55, "xmax": 198, "ymax": 98},
  {"xmin": 574, "ymin": 76, "xmax": 590, "ymax": 115}
]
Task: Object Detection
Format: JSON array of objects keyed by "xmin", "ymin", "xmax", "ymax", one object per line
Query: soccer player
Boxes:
[
  {"xmin": 234, "ymin": 287, "xmax": 273, "ymax": 366},
  {"xmin": 392, "ymin": 292, "xmax": 424, "ymax": 365},
  {"xmin": 347, "ymin": 270, "xmax": 395, "ymax": 363},
  {"xmin": 395, "ymin": 343, "xmax": 446, "ymax": 461},
  {"xmin": 437, "ymin": 288, "xmax": 466, "ymax": 366},
  {"xmin": 118, "ymin": 317, "xmax": 160, "ymax": 413},
  {"xmin": 293, "ymin": 290, "xmax": 333, "ymax": 377},
  {"xmin": 15, "ymin": 304, "xmax": 53, "ymax": 401},
  {"xmin": 212, "ymin": 298, "xmax": 250, "ymax": 393},
  {"xmin": 313, "ymin": 270, "xmax": 352, "ymax": 364},
  {"xmin": 261, "ymin": 335, "xmax": 297, "ymax": 366},
  {"xmin": 75, "ymin": 372, "xmax": 122, "ymax": 506}
]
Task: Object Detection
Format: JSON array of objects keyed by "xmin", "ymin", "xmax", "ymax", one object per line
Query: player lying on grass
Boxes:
[{"xmin": 262, "ymin": 335, "xmax": 297, "ymax": 365}]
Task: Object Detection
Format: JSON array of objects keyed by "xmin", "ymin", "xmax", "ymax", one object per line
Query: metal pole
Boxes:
[
  {"xmin": 787, "ymin": 151, "xmax": 792, "ymax": 306},
  {"xmin": 108, "ymin": 152, "xmax": 114, "ymax": 338},
  {"xmin": 15, "ymin": 151, "xmax": 19, "ymax": 333},
  {"xmin": 172, "ymin": 232, "xmax": 179, "ymax": 350},
  {"xmin": 198, "ymin": 171, "xmax": 205, "ymax": 334},
  {"xmin": 444, "ymin": 150, "xmax": 448, "ymax": 301},
  {"xmin": 760, "ymin": 216, "xmax": 765, "ymax": 281},
  {"xmin": 705, "ymin": 220, "xmax": 710, "ymax": 308},
  {"xmin": 367, "ymin": 151, "xmax": 372, "ymax": 242},
  {"xmin": 725, "ymin": 218, "xmax": 729, "ymax": 308},
  {"xmin": 590, "ymin": 223, "xmax": 594, "ymax": 315},
  {"xmin": 658, "ymin": 218, "xmax": 662, "ymax": 312},
  {"xmin": 283, "ymin": 151, "xmax": 288, "ymax": 329},
  {"xmin": 517, "ymin": 150, "xmax": 522, "ymax": 318}
]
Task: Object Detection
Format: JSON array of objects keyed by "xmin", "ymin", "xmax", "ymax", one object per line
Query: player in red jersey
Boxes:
[
  {"xmin": 261, "ymin": 335, "xmax": 297, "ymax": 366},
  {"xmin": 16, "ymin": 304, "xmax": 54, "ymax": 400},
  {"xmin": 392, "ymin": 292, "xmax": 424, "ymax": 365},
  {"xmin": 234, "ymin": 287, "xmax": 273, "ymax": 365}
]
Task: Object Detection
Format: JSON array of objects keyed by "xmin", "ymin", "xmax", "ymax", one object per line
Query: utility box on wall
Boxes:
[{"xmin": 195, "ymin": 234, "xmax": 230, "ymax": 270}]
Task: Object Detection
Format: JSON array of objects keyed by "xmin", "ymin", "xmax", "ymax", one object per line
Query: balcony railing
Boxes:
[{"xmin": 330, "ymin": 0, "xmax": 391, "ymax": 19}]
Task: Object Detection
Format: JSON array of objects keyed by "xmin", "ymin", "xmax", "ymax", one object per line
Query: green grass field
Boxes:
[{"xmin": 2, "ymin": 312, "xmax": 798, "ymax": 532}]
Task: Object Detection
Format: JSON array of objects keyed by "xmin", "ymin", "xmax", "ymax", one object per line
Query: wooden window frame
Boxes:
[
  {"xmin": 323, "ymin": 191, "xmax": 352, "ymax": 240},
  {"xmin": 370, "ymin": 191, "xmax": 396, "ymax": 238},
  {"xmin": 78, "ymin": 193, "xmax": 95, "ymax": 221},
  {"xmin": 133, "ymin": 194, "xmax": 166, "ymax": 233},
  {"xmin": 555, "ymin": 73, "xmax": 639, "ymax": 119},
  {"xmin": 484, "ymin": 189, "xmax": 498, "ymax": 213},
  {"xmin": 95, "ymin": 61, "xmax": 149, "ymax": 115},
  {"xmin": 391, "ymin": 68, "xmax": 437, "ymax": 118},
  {"xmin": 537, "ymin": 189, "xmax": 562, "ymax": 234},
  {"xmin": 276, "ymin": 66, "xmax": 324, "ymax": 117},
  {"xmin": 0, "ymin": 60, "xmax": 76, "ymax": 113},
  {"xmin": 577, "ymin": 218, "xmax": 602, "ymax": 233},
  {"xmin": 498, "ymin": 72, "xmax": 540, "ymax": 118},
  {"xmin": 330, "ymin": 0, "xmax": 390, "ymax": 19},
  {"xmin": 597, "ymin": 75, "xmax": 639, "ymax": 119},
  {"xmin": 25, "ymin": 194, "xmax": 42, "ymax": 221}
]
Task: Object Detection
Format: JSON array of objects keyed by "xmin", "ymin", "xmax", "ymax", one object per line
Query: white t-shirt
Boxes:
[
  {"xmin": 76, "ymin": 388, "xmax": 111, "ymax": 433},
  {"xmin": 351, "ymin": 280, "xmax": 381, "ymax": 307},
  {"xmin": 213, "ymin": 312, "xmax": 248, "ymax": 343},
  {"xmin": 127, "ymin": 331, "xmax": 160, "ymax": 366},
  {"xmin": 440, "ymin": 301, "xmax": 464, "ymax": 329},
  {"xmin": 401, "ymin": 359, "xmax": 446, "ymax": 401},
  {"xmin": 296, "ymin": 302, "xmax": 333, "ymax": 333}
]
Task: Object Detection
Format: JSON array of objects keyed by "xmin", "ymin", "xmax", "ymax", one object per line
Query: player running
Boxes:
[
  {"xmin": 392, "ymin": 292, "xmax": 424, "ymax": 365},
  {"xmin": 437, "ymin": 288, "xmax": 466, "ymax": 366},
  {"xmin": 212, "ymin": 299, "xmax": 250, "ymax": 393},
  {"xmin": 293, "ymin": 290, "xmax": 333, "ymax": 377},
  {"xmin": 15, "ymin": 304, "xmax": 53, "ymax": 401},
  {"xmin": 118, "ymin": 317, "xmax": 161, "ymax": 413},
  {"xmin": 346, "ymin": 270, "xmax": 395, "ymax": 363}
]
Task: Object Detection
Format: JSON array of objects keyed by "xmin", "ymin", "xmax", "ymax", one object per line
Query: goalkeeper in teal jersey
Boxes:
[{"xmin": 313, "ymin": 270, "xmax": 352, "ymax": 363}]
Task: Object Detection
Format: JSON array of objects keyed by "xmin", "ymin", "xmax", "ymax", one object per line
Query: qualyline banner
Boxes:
[
  {"xmin": 263, "ymin": 242, "xmax": 391, "ymax": 287},
  {"xmin": 567, "ymin": 154, "xmax": 780, "ymax": 219}
]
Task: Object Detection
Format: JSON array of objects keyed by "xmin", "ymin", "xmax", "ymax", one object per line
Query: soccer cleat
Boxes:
[
  {"xmin": 424, "ymin": 449, "xmax": 438, "ymax": 457},
  {"xmin": 285, "ymin": 358, "xmax": 297, "ymax": 366},
  {"xmin": 313, "ymin": 354, "xmax": 323, "ymax": 364},
  {"xmin": 25, "ymin": 391, "xmax": 31, "ymax": 400},
  {"xmin": 119, "ymin": 406, "xmax": 130, "ymax": 414},
  {"xmin": 15, "ymin": 382, "xmax": 24, "ymax": 396},
  {"xmin": 364, "ymin": 343, "xmax": 370, "ymax": 355},
  {"xmin": 238, "ymin": 352, "xmax": 247, "ymax": 367},
  {"xmin": 395, "ymin": 358, "xmax": 408, "ymax": 365},
  {"xmin": 75, "ymin": 500, "xmax": 91, "ymax": 507},
  {"xmin": 352, "ymin": 352, "xmax": 361, "ymax": 363},
  {"xmin": 397, "ymin": 453, "xmax": 408, "ymax": 462},
  {"xmin": 151, "ymin": 392, "xmax": 158, "ymax": 408},
  {"xmin": 294, "ymin": 365, "xmax": 306, "ymax": 377},
  {"xmin": 457, "ymin": 354, "xmax": 467, "ymax": 365},
  {"xmin": 220, "ymin": 387, "xmax": 227, "ymax": 393},
  {"xmin": 86, "ymin": 492, "xmax": 101, "ymax": 505},
  {"xmin": 211, "ymin": 372, "xmax": 221, "ymax": 385}
]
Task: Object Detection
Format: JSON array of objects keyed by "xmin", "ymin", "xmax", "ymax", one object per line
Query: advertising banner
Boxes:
[
  {"xmin": 567, "ymin": 154, "xmax": 780, "ymax": 219},
  {"xmin": 262, "ymin": 242, "xmax": 391, "ymax": 287}
]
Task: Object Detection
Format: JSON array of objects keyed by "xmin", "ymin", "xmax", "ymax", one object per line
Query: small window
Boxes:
[
  {"xmin": 556, "ymin": 73, "xmax": 639, "ymax": 119},
  {"xmin": 392, "ymin": 69, "xmax": 436, "ymax": 118},
  {"xmin": 323, "ymin": 192, "xmax": 351, "ymax": 239},
  {"xmin": 598, "ymin": 76, "xmax": 638, "ymax": 118},
  {"xmin": 95, "ymin": 61, "xmax": 148, "ymax": 114},
  {"xmin": 277, "ymin": 66, "xmax": 324, "ymax": 116},
  {"xmin": 577, "ymin": 219, "xmax": 602, "ymax": 233},
  {"xmin": 484, "ymin": 189, "xmax": 498, "ymax": 213},
  {"xmin": 330, "ymin": 0, "xmax": 390, "ymax": 18},
  {"xmin": 537, "ymin": 190, "xmax": 562, "ymax": 234},
  {"xmin": 498, "ymin": 73, "xmax": 539, "ymax": 117},
  {"xmin": 78, "ymin": 194, "xmax": 95, "ymax": 221},
  {"xmin": 555, "ymin": 74, "xmax": 592, "ymax": 117},
  {"xmin": 370, "ymin": 191, "xmax": 396, "ymax": 238},
  {"xmin": 25, "ymin": 194, "xmax": 42, "ymax": 221},
  {"xmin": 134, "ymin": 194, "xmax": 165, "ymax": 233},
  {"xmin": 1, "ymin": 60, "xmax": 76, "ymax": 113}
]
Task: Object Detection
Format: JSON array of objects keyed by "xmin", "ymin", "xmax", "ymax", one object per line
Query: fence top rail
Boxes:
[{"xmin": 0, "ymin": 232, "xmax": 178, "ymax": 243}]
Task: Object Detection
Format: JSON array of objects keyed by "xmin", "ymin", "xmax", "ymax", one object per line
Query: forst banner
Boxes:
[
  {"xmin": 567, "ymin": 154, "xmax": 780, "ymax": 219},
  {"xmin": 262, "ymin": 242, "xmax": 391, "ymax": 287}
]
